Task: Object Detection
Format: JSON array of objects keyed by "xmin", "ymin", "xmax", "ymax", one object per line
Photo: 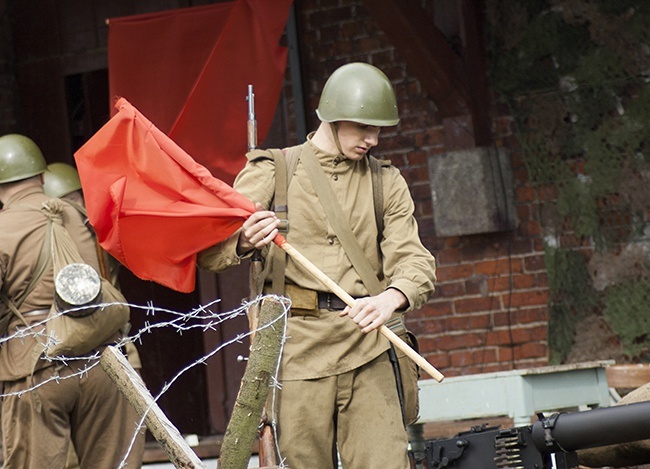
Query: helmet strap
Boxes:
[{"xmin": 329, "ymin": 122, "xmax": 345, "ymax": 156}]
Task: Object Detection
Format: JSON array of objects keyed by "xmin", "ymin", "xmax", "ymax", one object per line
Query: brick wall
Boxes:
[{"xmin": 297, "ymin": 0, "xmax": 550, "ymax": 377}]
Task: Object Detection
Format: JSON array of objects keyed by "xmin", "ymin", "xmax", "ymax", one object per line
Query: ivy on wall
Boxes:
[
  {"xmin": 604, "ymin": 279, "xmax": 650, "ymax": 358},
  {"xmin": 486, "ymin": 0, "xmax": 650, "ymax": 362},
  {"xmin": 545, "ymin": 246, "xmax": 599, "ymax": 363}
]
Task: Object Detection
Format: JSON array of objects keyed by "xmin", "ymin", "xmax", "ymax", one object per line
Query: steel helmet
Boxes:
[
  {"xmin": 0, "ymin": 134, "xmax": 47, "ymax": 184},
  {"xmin": 316, "ymin": 62, "xmax": 399, "ymax": 126},
  {"xmin": 44, "ymin": 162, "xmax": 82, "ymax": 198}
]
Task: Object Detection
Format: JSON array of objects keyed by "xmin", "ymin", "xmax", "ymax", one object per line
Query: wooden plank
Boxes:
[
  {"xmin": 606, "ymin": 364, "xmax": 650, "ymax": 389},
  {"xmin": 101, "ymin": 346, "xmax": 206, "ymax": 469}
]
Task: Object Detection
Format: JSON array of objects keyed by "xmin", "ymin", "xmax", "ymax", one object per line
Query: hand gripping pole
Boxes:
[{"xmin": 275, "ymin": 235, "xmax": 444, "ymax": 383}]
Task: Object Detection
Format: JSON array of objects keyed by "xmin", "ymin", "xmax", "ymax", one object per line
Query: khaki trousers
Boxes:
[
  {"xmin": 2, "ymin": 359, "xmax": 137, "ymax": 469},
  {"xmin": 276, "ymin": 352, "xmax": 410, "ymax": 469}
]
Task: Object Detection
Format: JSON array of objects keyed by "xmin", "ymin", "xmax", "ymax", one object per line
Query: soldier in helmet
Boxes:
[
  {"xmin": 42, "ymin": 161, "xmax": 146, "ymax": 469},
  {"xmin": 199, "ymin": 63, "xmax": 436, "ymax": 468},
  {"xmin": 43, "ymin": 162, "xmax": 84, "ymax": 204},
  {"xmin": 45, "ymin": 163, "xmax": 122, "ymax": 288},
  {"xmin": 0, "ymin": 135, "xmax": 137, "ymax": 468}
]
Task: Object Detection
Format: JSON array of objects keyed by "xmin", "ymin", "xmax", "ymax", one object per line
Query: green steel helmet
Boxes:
[
  {"xmin": 316, "ymin": 62, "xmax": 399, "ymax": 126},
  {"xmin": 43, "ymin": 162, "xmax": 82, "ymax": 198},
  {"xmin": 0, "ymin": 134, "xmax": 47, "ymax": 184}
]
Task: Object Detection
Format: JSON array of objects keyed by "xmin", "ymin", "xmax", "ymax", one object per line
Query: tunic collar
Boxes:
[
  {"xmin": 4, "ymin": 185, "xmax": 45, "ymax": 208},
  {"xmin": 306, "ymin": 132, "xmax": 356, "ymax": 168}
]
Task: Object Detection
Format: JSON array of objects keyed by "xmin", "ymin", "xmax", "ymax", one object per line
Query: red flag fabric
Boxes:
[
  {"xmin": 74, "ymin": 98, "xmax": 255, "ymax": 293},
  {"xmin": 108, "ymin": 0, "xmax": 292, "ymax": 185}
]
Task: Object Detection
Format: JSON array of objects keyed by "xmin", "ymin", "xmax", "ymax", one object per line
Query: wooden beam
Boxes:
[
  {"xmin": 459, "ymin": 0, "xmax": 493, "ymax": 146},
  {"xmin": 101, "ymin": 346, "xmax": 206, "ymax": 469},
  {"xmin": 362, "ymin": 0, "xmax": 470, "ymax": 117}
]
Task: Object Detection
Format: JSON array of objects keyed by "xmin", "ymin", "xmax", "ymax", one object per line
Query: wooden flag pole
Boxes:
[{"xmin": 275, "ymin": 236, "xmax": 444, "ymax": 383}]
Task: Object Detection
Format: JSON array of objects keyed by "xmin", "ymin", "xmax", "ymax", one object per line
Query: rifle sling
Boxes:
[{"xmin": 270, "ymin": 149, "xmax": 288, "ymax": 294}]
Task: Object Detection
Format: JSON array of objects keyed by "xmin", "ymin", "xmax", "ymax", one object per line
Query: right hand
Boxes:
[{"xmin": 237, "ymin": 202, "xmax": 280, "ymax": 255}]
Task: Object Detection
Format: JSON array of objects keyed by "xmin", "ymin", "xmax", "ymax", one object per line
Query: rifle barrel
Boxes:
[{"xmin": 247, "ymin": 84, "xmax": 257, "ymax": 151}]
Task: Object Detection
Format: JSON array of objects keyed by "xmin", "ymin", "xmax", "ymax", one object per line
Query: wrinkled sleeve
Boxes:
[
  {"xmin": 381, "ymin": 167, "xmax": 436, "ymax": 312},
  {"xmin": 198, "ymin": 153, "xmax": 276, "ymax": 273}
]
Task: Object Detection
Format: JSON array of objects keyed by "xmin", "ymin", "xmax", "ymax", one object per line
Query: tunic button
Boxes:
[
  {"xmin": 333, "ymin": 175, "xmax": 338, "ymax": 181},
  {"xmin": 328, "ymin": 237, "xmax": 335, "ymax": 245}
]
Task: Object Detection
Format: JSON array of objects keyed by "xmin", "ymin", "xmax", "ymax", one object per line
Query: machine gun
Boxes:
[{"xmin": 420, "ymin": 400, "xmax": 650, "ymax": 469}]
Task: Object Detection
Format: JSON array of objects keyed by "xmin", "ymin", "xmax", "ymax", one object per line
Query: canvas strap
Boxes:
[
  {"xmin": 268, "ymin": 147, "xmax": 301, "ymax": 295},
  {"xmin": 0, "ymin": 205, "xmax": 53, "ymax": 328},
  {"xmin": 270, "ymin": 148, "xmax": 288, "ymax": 294},
  {"xmin": 299, "ymin": 144, "xmax": 384, "ymax": 296}
]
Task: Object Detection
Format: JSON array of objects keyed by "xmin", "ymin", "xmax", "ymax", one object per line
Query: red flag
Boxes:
[
  {"xmin": 108, "ymin": 0, "xmax": 292, "ymax": 185},
  {"xmin": 74, "ymin": 98, "xmax": 255, "ymax": 293}
]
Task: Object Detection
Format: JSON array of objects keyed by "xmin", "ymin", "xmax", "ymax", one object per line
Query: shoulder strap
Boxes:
[
  {"xmin": 267, "ymin": 146, "xmax": 303, "ymax": 295},
  {"xmin": 59, "ymin": 198, "xmax": 113, "ymax": 279},
  {"xmin": 0, "ymin": 292, "xmax": 30, "ymax": 328},
  {"xmin": 300, "ymin": 145, "xmax": 384, "ymax": 296},
  {"xmin": 0, "ymin": 205, "xmax": 54, "ymax": 328},
  {"xmin": 267, "ymin": 145, "xmax": 386, "ymax": 297},
  {"xmin": 269, "ymin": 149, "xmax": 288, "ymax": 294},
  {"xmin": 285, "ymin": 146, "xmax": 301, "ymax": 188},
  {"xmin": 369, "ymin": 155, "xmax": 384, "ymax": 244},
  {"xmin": 62, "ymin": 198, "xmax": 87, "ymax": 219}
]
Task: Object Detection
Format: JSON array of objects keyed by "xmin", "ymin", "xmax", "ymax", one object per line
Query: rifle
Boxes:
[
  {"xmin": 246, "ymin": 84, "xmax": 263, "ymax": 334},
  {"xmin": 245, "ymin": 84, "xmax": 278, "ymax": 467}
]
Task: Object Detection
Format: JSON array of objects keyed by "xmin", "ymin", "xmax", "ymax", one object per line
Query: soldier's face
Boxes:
[{"xmin": 336, "ymin": 121, "xmax": 381, "ymax": 160}]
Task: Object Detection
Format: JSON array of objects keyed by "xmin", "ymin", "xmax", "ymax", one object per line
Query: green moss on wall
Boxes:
[
  {"xmin": 487, "ymin": 0, "xmax": 650, "ymax": 362},
  {"xmin": 603, "ymin": 280, "xmax": 650, "ymax": 357},
  {"xmin": 545, "ymin": 246, "xmax": 599, "ymax": 363}
]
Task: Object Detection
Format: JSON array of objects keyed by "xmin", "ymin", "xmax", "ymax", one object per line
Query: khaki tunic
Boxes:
[
  {"xmin": 0, "ymin": 185, "xmax": 136, "ymax": 469},
  {"xmin": 0, "ymin": 186, "xmax": 100, "ymax": 381},
  {"xmin": 199, "ymin": 138, "xmax": 436, "ymax": 381}
]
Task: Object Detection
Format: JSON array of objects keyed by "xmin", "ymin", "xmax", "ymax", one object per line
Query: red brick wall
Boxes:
[{"xmin": 296, "ymin": 0, "xmax": 550, "ymax": 377}]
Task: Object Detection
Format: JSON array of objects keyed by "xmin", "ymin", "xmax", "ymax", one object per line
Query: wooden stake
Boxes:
[
  {"xmin": 218, "ymin": 297, "xmax": 287, "ymax": 469},
  {"xmin": 100, "ymin": 346, "xmax": 205, "ymax": 469}
]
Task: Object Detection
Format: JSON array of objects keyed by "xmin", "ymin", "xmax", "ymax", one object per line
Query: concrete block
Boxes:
[{"xmin": 428, "ymin": 146, "xmax": 516, "ymax": 237}]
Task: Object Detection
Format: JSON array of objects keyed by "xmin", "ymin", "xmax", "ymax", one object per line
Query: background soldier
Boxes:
[
  {"xmin": 43, "ymin": 161, "xmax": 146, "ymax": 468},
  {"xmin": 0, "ymin": 134, "xmax": 137, "ymax": 468},
  {"xmin": 199, "ymin": 63, "xmax": 437, "ymax": 469}
]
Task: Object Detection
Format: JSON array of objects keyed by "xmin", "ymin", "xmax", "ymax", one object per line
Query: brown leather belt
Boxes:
[{"xmin": 317, "ymin": 292, "xmax": 349, "ymax": 310}]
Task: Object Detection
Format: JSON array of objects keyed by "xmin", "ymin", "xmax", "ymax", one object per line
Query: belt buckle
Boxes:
[{"xmin": 326, "ymin": 293, "xmax": 332, "ymax": 310}]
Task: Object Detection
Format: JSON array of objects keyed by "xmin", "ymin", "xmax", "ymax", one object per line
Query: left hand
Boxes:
[{"xmin": 339, "ymin": 288, "xmax": 407, "ymax": 333}]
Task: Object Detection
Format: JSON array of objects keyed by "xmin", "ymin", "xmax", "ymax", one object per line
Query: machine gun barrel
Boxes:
[
  {"xmin": 424, "ymin": 400, "xmax": 650, "ymax": 469},
  {"xmin": 532, "ymin": 400, "xmax": 650, "ymax": 453}
]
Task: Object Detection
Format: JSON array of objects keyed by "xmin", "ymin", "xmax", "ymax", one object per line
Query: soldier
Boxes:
[
  {"xmin": 43, "ymin": 161, "xmax": 146, "ymax": 468},
  {"xmin": 0, "ymin": 134, "xmax": 136, "ymax": 468},
  {"xmin": 199, "ymin": 63, "xmax": 437, "ymax": 468}
]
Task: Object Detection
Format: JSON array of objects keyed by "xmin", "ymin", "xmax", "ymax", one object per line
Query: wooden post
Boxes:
[
  {"xmin": 218, "ymin": 297, "xmax": 286, "ymax": 469},
  {"xmin": 100, "ymin": 346, "xmax": 205, "ymax": 469}
]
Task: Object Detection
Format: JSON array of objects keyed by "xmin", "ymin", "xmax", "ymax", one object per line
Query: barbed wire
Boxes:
[{"xmin": 1, "ymin": 293, "xmax": 292, "ymax": 468}]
